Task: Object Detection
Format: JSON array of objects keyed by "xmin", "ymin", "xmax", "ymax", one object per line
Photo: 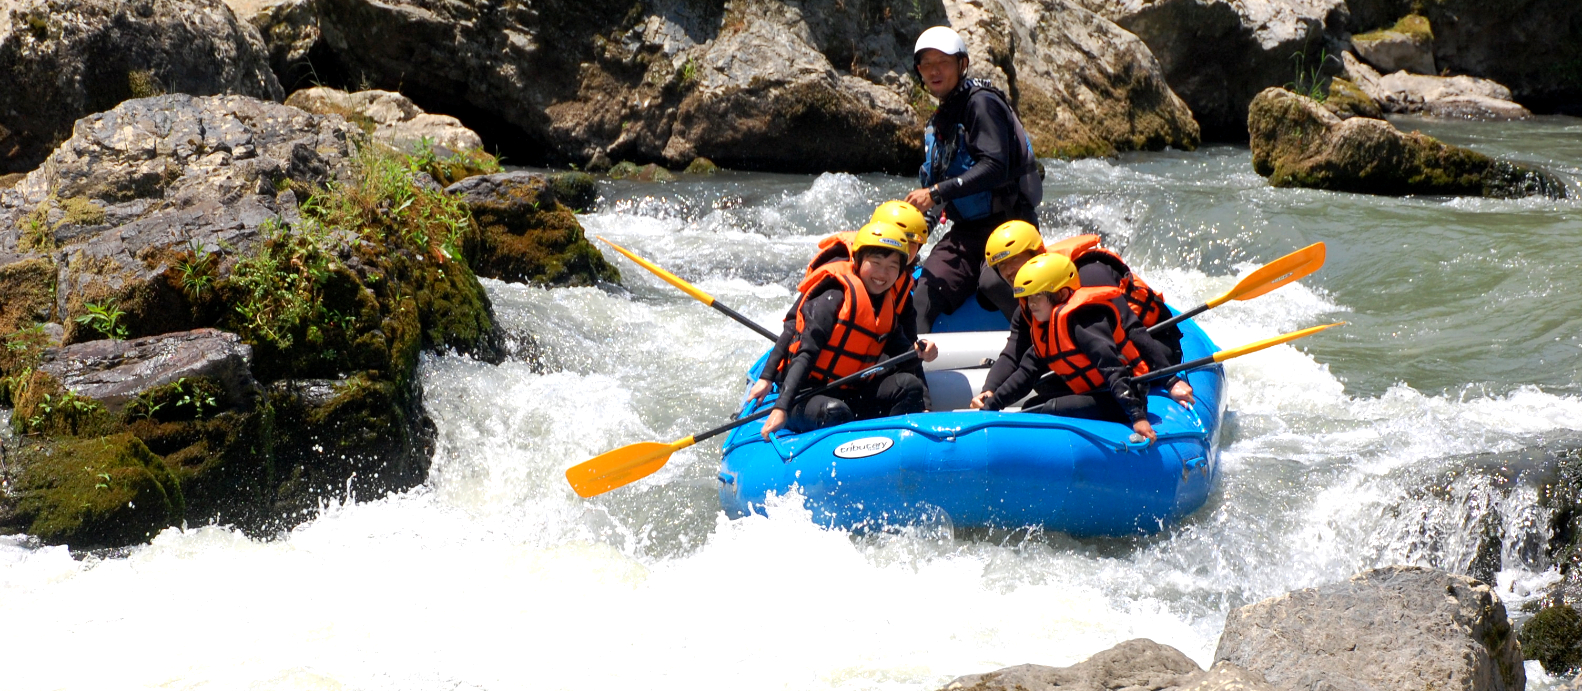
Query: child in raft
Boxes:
[
  {"xmin": 760, "ymin": 223, "xmax": 939, "ymax": 439},
  {"xmin": 974, "ymin": 220, "xmax": 1190, "ymax": 412},
  {"xmin": 748, "ymin": 200, "xmax": 932, "ymax": 406},
  {"xmin": 969, "ymin": 252, "xmax": 1192, "ymax": 443}
]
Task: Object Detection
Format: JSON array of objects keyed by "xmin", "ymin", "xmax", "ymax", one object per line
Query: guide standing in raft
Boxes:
[{"xmin": 906, "ymin": 25, "xmax": 1043, "ymax": 333}]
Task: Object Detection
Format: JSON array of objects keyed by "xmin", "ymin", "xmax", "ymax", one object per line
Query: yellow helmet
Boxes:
[
  {"xmin": 851, "ymin": 221, "xmax": 910, "ymax": 257},
  {"xmin": 1012, "ymin": 252, "xmax": 1079, "ymax": 297},
  {"xmin": 984, "ymin": 220, "xmax": 1044, "ymax": 267},
  {"xmin": 871, "ymin": 201, "xmax": 928, "ymax": 245}
]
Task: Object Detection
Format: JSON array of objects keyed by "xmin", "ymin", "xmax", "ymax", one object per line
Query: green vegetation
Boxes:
[
  {"xmin": 125, "ymin": 377, "xmax": 223, "ymax": 423},
  {"xmin": 75, "ymin": 299, "xmax": 128, "ymax": 340},
  {"xmin": 1286, "ymin": 49, "xmax": 1334, "ymax": 104},
  {"xmin": 1356, "ymin": 14, "xmax": 1434, "ymax": 43},
  {"xmin": 1521, "ymin": 605, "xmax": 1582, "ymax": 674},
  {"xmin": 126, "ymin": 70, "xmax": 165, "ymax": 99},
  {"xmin": 405, "ymin": 137, "xmax": 503, "ymax": 187}
]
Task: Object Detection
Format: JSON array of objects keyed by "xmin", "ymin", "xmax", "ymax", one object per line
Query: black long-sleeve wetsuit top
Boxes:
[
  {"xmin": 985, "ymin": 303, "xmax": 1153, "ymax": 423},
  {"xmin": 982, "ymin": 261, "xmax": 1180, "ymax": 397},
  {"xmin": 923, "ymin": 80, "xmax": 1042, "ymax": 218},
  {"xmin": 774, "ymin": 285, "xmax": 924, "ymax": 413}
]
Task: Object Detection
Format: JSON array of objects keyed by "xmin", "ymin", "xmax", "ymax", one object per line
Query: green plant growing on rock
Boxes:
[
  {"xmin": 404, "ymin": 137, "xmax": 503, "ymax": 188},
  {"xmin": 76, "ymin": 299, "xmax": 128, "ymax": 340},
  {"xmin": 1286, "ymin": 49, "xmax": 1335, "ymax": 103},
  {"xmin": 125, "ymin": 377, "xmax": 223, "ymax": 423},
  {"xmin": 177, "ymin": 247, "xmax": 216, "ymax": 299}
]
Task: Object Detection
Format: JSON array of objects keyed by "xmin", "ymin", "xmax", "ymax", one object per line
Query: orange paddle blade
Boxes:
[
  {"xmin": 1213, "ymin": 321, "xmax": 1345, "ymax": 363},
  {"xmin": 565, "ymin": 437, "xmax": 695, "ymax": 498},
  {"xmin": 1208, "ymin": 242, "xmax": 1327, "ymax": 307}
]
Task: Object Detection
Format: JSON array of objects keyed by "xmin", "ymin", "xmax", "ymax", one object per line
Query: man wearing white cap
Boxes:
[{"xmin": 905, "ymin": 25, "xmax": 1043, "ymax": 334}]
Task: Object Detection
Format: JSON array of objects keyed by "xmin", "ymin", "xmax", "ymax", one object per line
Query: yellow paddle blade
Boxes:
[
  {"xmin": 1213, "ymin": 322, "xmax": 1346, "ymax": 363},
  {"xmin": 565, "ymin": 437, "xmax": 696, "ymax": 498},
  {"xmin": 597, "ymin": 236, "xmax": 717, "ymax": 307},
  {"xmin": 1207, "ymin": 242, "xmax": 1327, "ymax": 308}
]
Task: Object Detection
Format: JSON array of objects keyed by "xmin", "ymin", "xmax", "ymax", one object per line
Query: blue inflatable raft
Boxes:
[{"xmin": 717, "ymin": 302, "xmax": 1226, "ymax": 537}]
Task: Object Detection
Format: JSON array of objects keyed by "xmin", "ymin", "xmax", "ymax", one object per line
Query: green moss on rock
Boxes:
[
  {"xmin": 5, "ymin": 433, "xmax": 183, "ymax": 548},
  {"xmin": 1521, "ymin": 605, "xmax": 1582, "ymax": 674},
  {"xmin": 683, "ymin": 157, "xmax": 719, "ymax": 175},
  {"xmin": 608, "ymin": 161, "xmax": 675, "ymax": 182},
  {"xmin": 0, "ymin": 259, "xmax": 56, "ymax": 337},
  {"xmin": 1324, "ymin": 78, "xmax": 1384, "ymax": 120},
  {"xmin": 465, "ymin": 176, "xmax": 621, "ymax": 286},
  {"xmin": 547, "ymin": 171, "xmax": 599, "ymax": 211}
]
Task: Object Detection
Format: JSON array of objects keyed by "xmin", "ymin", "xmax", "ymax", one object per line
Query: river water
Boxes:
[{"xmin": 4, "ymin": 116, "xmax": 1582, "ymax": 690}]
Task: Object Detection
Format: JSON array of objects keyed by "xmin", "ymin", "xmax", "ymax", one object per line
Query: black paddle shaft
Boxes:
[
  {"xmin": 1147, "ymin": 303, "xmax": 1207, "ymax": 335},
  {"xmin": 696, "ymin": 349, "xmax": 922, "ymax": 444},
  {"xmin": 713, "ymin": 301, "xmax": 779, "ymax": 341}
]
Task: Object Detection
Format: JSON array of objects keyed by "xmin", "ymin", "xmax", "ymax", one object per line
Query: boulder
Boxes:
[
  {"xmin": 36, "ymin": 328, "xmax": 257, "ymax": 411},
  {"xmin": 1520, "ymin": 604, "xmax": 1582, "ymax": 675},
  {"xmin": 1343, "ymin": 0, "xmax": 1582, "ymax": 112},
  {"xmin": 230, "ymin": 0, "xmax": 1197, "ymax": 171},
  {"xmin": 0, "ymin": 93, "xmax": 510, "ymax": 549},
  {"xmin": 944, "ymin": 0, "xmax": 1200, "ymax": 158},
  {"xmin": 938, "ymin": 639, "xmax": 1275, "ymax": 691},
  {"xmin": 1343, "ymin": 52, "xmax": 1531, "ymax": 121},
  {"xmin": 283, "ymin": 86, "xmax": 484, "ymax": 156},
  {"xmin": 1351, "ymin": 13, "xmax": 1434, "ymax": 75},
  {"xmin": 1322, "ymin": 77, "xmax": 1383, "ymax": 120},
  {"xmin": 0, "ymin": 0, "xmax": 283, "ymax": 174},
  {"xmin": 0, "ymin": 93, "xmax": 361, "ymax": 345},
  {"xmin": 1214, "ymin": 565, "xmax": 1525, "ymax": 691},
  {"xmin": 443, "ymin": 172, "xmax": 620, "ymax": 286},
  {"xmin": 1076, "ymin": 0, "xmax": 1351, "ymax": 140},
  {"xmin": 1247, "ymin": 87, "xmax": 1565, "ymax": 198}
]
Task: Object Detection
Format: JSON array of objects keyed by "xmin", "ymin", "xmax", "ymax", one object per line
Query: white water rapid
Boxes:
[{"xmin": 5, "ymin": 117, "xmax": 1582, "ymax": 690}]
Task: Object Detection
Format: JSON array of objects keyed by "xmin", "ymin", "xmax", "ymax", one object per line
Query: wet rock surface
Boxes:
[
  {"xmin": 939, "ymin": 639, "xmax": 1274, "ymax": 691},
  {"xmin": 946, "ymin": 0, "xmax": 1200, "ymax": 158},
  {"xmin": 231, "ymin": 0, "xmax": 1198, "ymax": 170},
  {"xmin": 36, "ymin": 328, "xmax": 257, "ymax": 411},
  {"xmin": 1343, "ymin": 0, "xmax": 1582, "ymax": 113},
  {"xmin": 445, "ymin": 172, "xmax": 620, "ymax": 286},
  {"xmin": 284, "ymin": 86, "xmax": 484, "ymax": 156},
  {"xmin": 0, "ymin": 0, "xmax": 283, "ymax": 174},
  {"xmin": 0, "ymin": 94, "xmax": 360, "ymax": 345},
  {"xmin": 1077, "ymin": 0, "xmax": 1350, "ymax": 140},
  {"xmin": 1214, "ymin": 565, "xmax": 1524, "ymax": 691},
  {"xmin": 0, "ymin": 93, "xmax": 513, "ymax": 549},
  {"xmin": 1343, "ymin": 52, "xmax": 1531, "ymax": 122},
  {"xmin": 1247, "ymin": 87, "xmax": 1565, "ymax": 198}
]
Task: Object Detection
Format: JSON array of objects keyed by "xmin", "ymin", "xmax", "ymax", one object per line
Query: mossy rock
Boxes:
[
  {"xmin": 608, "ymin": 161, "xmax": 675, "ymax": 182},
  {"xmin": 1356, "ymin": 13, "xmax": 1434, "ymax": 43},
  {"xmin": 1324, "ymin": 78, "xmax": 1384, "ymax": 120},
  {"xmin": 547, "ymin": 171, "xmax": 599, "ymax": 211},
  {"xmin": 1521, "ymin": 605, "xmax": 1582, "ymax": 674},
  {"xmin": 2, "ymin": 433, "xmax": 183, "ymax": 548},
  {"xmin": 455, "ymin": 174, "xmax": 621, "ymax": 286},
  {"xmin": 683, "ymin": 157, "xmax": 719, "ymax": 175},
  {"xmin": 0, "ymin": 257, "xmax": 56, "ymax": 346}
]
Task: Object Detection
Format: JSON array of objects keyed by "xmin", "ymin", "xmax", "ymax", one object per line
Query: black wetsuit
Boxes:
[
  {"xmin": 983, "ymin": 303, "xmax": 1156, "ymax": 425},
  {"xmin": 775, "ymin": 286, "xmax": 927, "ymax": 433},
  {"xmin": 915, "ymin": 79, "xmax": 1042, "ymax": 334},
  {"xmin": 982, "ymin": 259, "xmax": 1184, "ymax": 400}
]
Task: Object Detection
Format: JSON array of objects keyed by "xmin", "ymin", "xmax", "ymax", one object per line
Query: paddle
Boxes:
[
  {"xmin": 1130, "ymin": 321, "xmax": 1345, "ymax": 386},
  {"xmin": 597, "ymin": 236, "xmax": 778, "ymax": 341},
  {"xmin": 565, "ymin": 349, "xmax": 922, "ymax": 498},
  {"xmin": 1148, "ymin": 242, "xmax": 1326, "ymax": 334}
]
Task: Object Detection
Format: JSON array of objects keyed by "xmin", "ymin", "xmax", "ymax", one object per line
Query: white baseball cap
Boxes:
[{"xmin": 914, "ymin": 26, "xmax": 968, "ymax": 58}]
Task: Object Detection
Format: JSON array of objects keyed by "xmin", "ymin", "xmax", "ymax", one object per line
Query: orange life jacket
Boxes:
[
  {"xmin": 805, "ymin": 231, "xmax": 915, "ymax": 320},
  {"xmin": 1026, "ymin": 286, "xmax": 1150, "ymax": 395},
  {"xmin": 783, "ymin": 260, "xmax": 898, "ymax": 384},
  {"xmin": 1045, "ymin": 234, "xmax": 1170, "ymax": 328}
]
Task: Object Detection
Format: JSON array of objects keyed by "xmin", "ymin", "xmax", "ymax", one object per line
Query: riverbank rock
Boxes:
[
  {"xmin": 1520, "ymin": 604, "xmax": 1582, "ymax": 675},
  {"xmin": 230, "ymin": 0, "xmax": 1196, "ymax": 171},
  {"xmin": 1344, "ymin": 0, "xmax": 1582, "ymax": 113},
  {"xmin": 1350, "ymin": 13, "xmax": 1434, "ymax": 75},
  {"xmin": 444, "ymin": 172, "xmax": 620, "ymax": 286},
  {"xmin": 283, "ymin": 87, "xmax": 483, "ymax": 156},
  {"xmin": 1076, "ymin": 0, "xmax": 1350, "ymax": 140},
  {"xmin": 938, "ymin": 639, "xmax": 1275, "ymax": 691},
  {"xmin": 1343, "ymin": 52, "xmax": 1531, "ymax": 121},
  {"xmin": 1215, "ymin": 565, "xmax": 1525, "ymax": 691},
  {"xmin": 0, "ymin": 93, "xmax": 508, "ymax": 548},
  {"xmin": 1247, "ymin": 87, "xmax": 1566, "ymax": 198},
  {"xmin": 0, "ymin": 0, "xmax": 283, "ymax": 175},
  {"xmin": 946, "ymin": 0, "xmax": 1200, "ymax": 158}
]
